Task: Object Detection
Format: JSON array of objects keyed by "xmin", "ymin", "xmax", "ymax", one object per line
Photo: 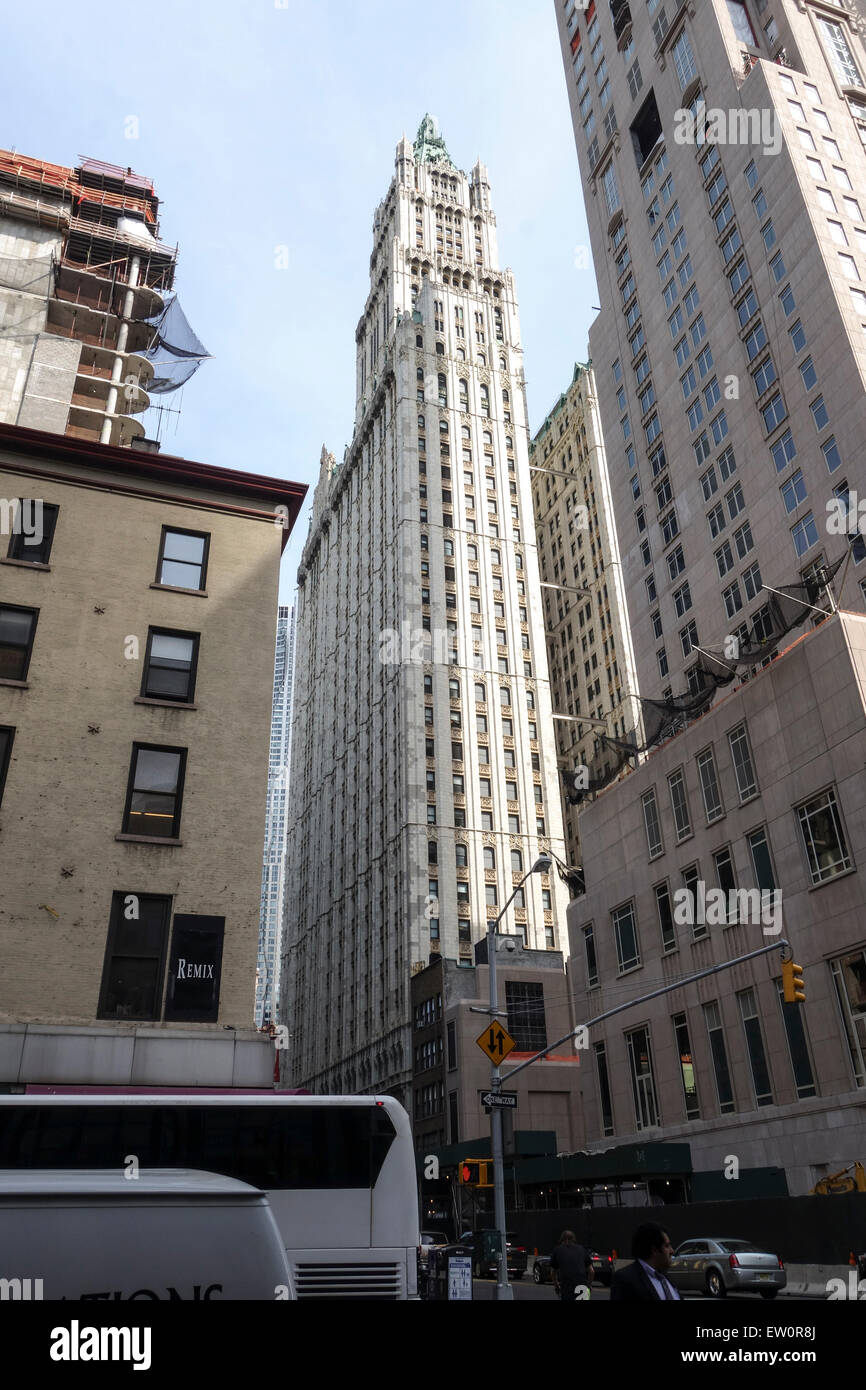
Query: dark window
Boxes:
[
  {"xmin": 97, "ymin": 891, "xmax": 172, "ymax": 1020},
  {"xmin": 0, "ymin": 726, "xmax": 14, "ymax": 806},
  {"xmin": 672, "ymin": 1012, "xmax": 700, "ymax": 1119},
  {"xmin": 156, "ymin": 528, "xmax": 209, "ymax": 591},
  {"xmin": 595, "ymin": 1042, "xmax": 614, "ymax": 1137},
  {"xmin": 448, "ymin": 1090, "xmax": 459, "ymax": 1144},
  {"xmin": 0, "ymin": 605, "xmax": 38, "ymax": 681},
  {"xmin": 447, "ymin": 1020, "xmax": 457, "ymax": 1071},
  {"xmin": 6, "ymin": 501, "xmax": 59, "ymax": 565},
  {"xmin": 0, "ymin": 1102, "xmax": 396, "ymax": 1191},
  {"xmin": 122, "ymin": 744, "xmax": 187, "ymax": 838},
  {"xmin": 141, "ymin": 629, "xmax": 199, "ymax": 703},
  {"xmin": 505, "ymin": 980, "xmax": 546, "ymax": 1051},
  {"xmin": 776, "ymin": 982, "xmax": 817, "ymax": 1099},
  {"xmin": 704, "ymin": 1000, "xmax": 735, "ymax": 1114}
]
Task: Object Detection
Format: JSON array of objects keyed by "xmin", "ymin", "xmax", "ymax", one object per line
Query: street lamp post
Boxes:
[{"xmin": 485, "ymin": 853, "xmax": 551, "ymax": 1302}]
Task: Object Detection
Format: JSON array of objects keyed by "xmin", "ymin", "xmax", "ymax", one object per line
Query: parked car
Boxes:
[
  {"xmin": 418, "ymin": 1231, "xmax": 449, "ymax": 1268},
  {"xmin": 460, "ymin": 1229, "xmax": 527, "ymax": 1279},
  {"xmin": 668, "ymin": 1238, "xmax": 786, "ymax": 1299},
  {"xmin": 533, "ymin": 1249, "xmax": 612, "ymax": 1286}
]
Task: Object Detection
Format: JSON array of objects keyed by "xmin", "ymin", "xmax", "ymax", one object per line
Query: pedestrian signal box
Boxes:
[
  {"xmin": 459, "ymin": 1159, "xmax": 492, "ymax": 1187},
  {"xmin": 782, "ymin": 960, "xmax": 806, "ymax": 1004}
]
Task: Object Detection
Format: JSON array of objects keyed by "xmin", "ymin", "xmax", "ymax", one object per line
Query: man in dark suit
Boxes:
[
  {"xmin": 550, "ymin": 1230, "xmax": 593, "ymax": 1301},
  {"xmin": 610, "ymin": 1222, "xmax": 681, "ymax": 1301}
]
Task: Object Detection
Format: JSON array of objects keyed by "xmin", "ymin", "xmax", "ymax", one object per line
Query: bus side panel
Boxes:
[{"xmin": 266, "ymin": 1188, "xmax": 371, "ymax": 1249}]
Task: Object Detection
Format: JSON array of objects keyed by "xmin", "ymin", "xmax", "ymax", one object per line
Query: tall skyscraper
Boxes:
[
  {"xmin": 555, "ymin": 1, "xmax": 866, "ymax": 696},
  {"xmin": 529, "ymin": 361, "xmax": 641, "ymax": 867},
  {"xmin": 257, "ymin": 603, "xmax": 296, "ymax": 1027},
  {"xmin": 281, "ymin": 118, "xmax": 572, "ymax": 1101},
  {"xmin": 553, "ymin": 1, "xmax": 866, "ymax": 1190}
]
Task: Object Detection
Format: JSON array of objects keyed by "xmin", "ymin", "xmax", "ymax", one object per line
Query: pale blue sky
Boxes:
[{"xmin": 3, "ymin": 0, "xmax": 598, "ymax": 600}]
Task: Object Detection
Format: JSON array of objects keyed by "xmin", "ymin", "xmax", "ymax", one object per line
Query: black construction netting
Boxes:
[{"xmin": 561, "ymin": 554, "xmax": 847, "ymax": 806}]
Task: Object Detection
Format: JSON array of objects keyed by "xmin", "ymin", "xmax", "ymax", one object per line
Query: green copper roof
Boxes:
[{"xmin": 414, "ymin": 114, "xmax": 454, "ymax": 168}]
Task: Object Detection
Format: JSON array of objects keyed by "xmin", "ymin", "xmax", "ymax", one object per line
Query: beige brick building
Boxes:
[
  {"xmin": 0, "ymin": 422, "xmax": 304, "ymax": 1086},
  {"xmin": 529, "ymin": 362, "xmax": 641, "ymax": 866}
]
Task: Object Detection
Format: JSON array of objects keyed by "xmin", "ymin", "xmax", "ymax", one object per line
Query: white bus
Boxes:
[{"xmin": 0, "ymin": 1093, "xmax": 418, "ymax": 1300}]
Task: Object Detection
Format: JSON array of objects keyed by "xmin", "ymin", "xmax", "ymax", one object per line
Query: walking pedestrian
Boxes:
[
  {"xmin": 550, "ymin": 1230, "xmax": 592, "ymax": 1301},
  {"xmin": 610, "ymin": 1222, "xmax": 681, "ymax": 1301}
]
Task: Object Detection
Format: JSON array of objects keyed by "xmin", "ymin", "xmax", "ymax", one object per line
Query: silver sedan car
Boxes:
[{"xmin": 668, "ymin": 1238, "xmax": 787, "ymax": 1299}]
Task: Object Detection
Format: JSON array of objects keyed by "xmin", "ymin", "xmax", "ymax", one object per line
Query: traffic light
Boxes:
[
  {"xmin": 459, "ymin": 1159, "xmax": 492, "ymax": 1187},
  {"xmin": 782, "ymin": 959, "xmax": 806, "ymax": 1004}
]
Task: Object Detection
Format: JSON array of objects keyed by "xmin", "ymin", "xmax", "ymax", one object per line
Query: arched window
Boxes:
[
  {"xmin": 457, "ymin": 346, "xmax": 466, "ymax": 360},
  {"xmin": 439, "ymin": 419, "xmax": 449, "ymax": 434},
  {"xmin": 502, "ymin": 389, "xmax": 510, "ymax": 404},
  {"xmin": 511, "ymin": 849, "xmax": 523, "ymax": 873},
  {"xmin": 424, "ymin": 674, "xmax": 433, "ymax": 693},
  {"xmin": 526, "ymin": 691, "xmax": 535, "ymax": 710},
  {"xmin": 478, "ymin": 352, "xmax": 486, "ymax": 366},
  {"xmin": 483, "ymin": 846, "xmax": 496, "ymax": 870},
  {"xmin": 459, "ymin": 378, "xmax": 469, "ymax": 408},
  {"xmin": 444, "ymin": 539, "xmax": 454, "ymax": 556},
  {"xmin": 438, "ymin": 373, "xmax": 447, "ymax": 406},
  {"xmin": 480, "ymin": 384, "xmax": 490, "ymax": 416},
  {"xmin": 418, "ymin": 415, "xmax": 425, "ymax": 429},
  {"xmin": 455, "ymin": 843, "xmax": 468, "ymax": 867},
  {"xmin": 505, "ymin": 435, "xmax": 513, "ymax": 450},
  {"xmin": 416, "ymin": 335, "xmax": 423, "ymax": 347},
  {"xmin": 500, "ymin": 686, "xmax": 511, "ymax": 705},
  {"xmin": 475, "ymin": 682, "xmax": 486, "ymax": 702},
  {"xmin": 417, "ymin": 367, "xmax": 424, "ymax": 381},
  {"xmin": 483, "ymin": 430, "xmax": 493, "ymax": 446},
  {"xmin": 500, "ymin": 356, "xmax": 507, "ymax": 370},
  {"xmin": 436, "ymin": 342, "xmax": 445, "ymax": 355},
  {"xmin": 461, "ymin": 425, "xmax": 471, "ymax": 439}
]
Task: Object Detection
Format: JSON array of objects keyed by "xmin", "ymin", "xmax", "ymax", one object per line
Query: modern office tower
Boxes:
[
  {"xmin": 257, "ymin": 604, "xmax": 296, "ymax": 1027},
  {"xmin": 553, "ymin": 2, "xmax": 866, "ymax": 1191},
  {"xmin": 0, "ymin": 422, "xmax": 305, "ymax": 1087},
  {"xmin": 529, "ymin": 361, "xmax": 641, "ymax": 865},
  {"xmin": 555, "ymin": 1, "xmax": 866, "ymax": 697},
  {"xmin": 281, "ymin": 118, "xmax": 572, "ymax": 1102},
  {"xmin": 0, "ymin": 148, "xmax": 206, "ymax": 445}
]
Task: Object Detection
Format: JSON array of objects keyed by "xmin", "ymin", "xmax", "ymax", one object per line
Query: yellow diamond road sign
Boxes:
[{"xmin": 475, "ymin": 1021, "xmax": 516, "ymax": 1064}]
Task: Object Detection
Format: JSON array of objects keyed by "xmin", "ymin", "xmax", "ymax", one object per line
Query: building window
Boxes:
[
  {"xmin": 696, "ymin": 748, "xmax": 724, "ymax": 823},
  {"xmin": 776, "ymin": 981, "xmax": 816, "ymax": 1099},
  {"xmin": 122, "ymin": 744, "xmax": 187, "ymax": 839},
  {"xmin": 641, "ymin": 788, "xmax": 663, "ymax": 859},
  {"xmin": 791, "ymin": 511, "xmax": 818, "ymax": 557},
  {"xmin": 704, "ymin": 1000, "xmax": 736, "ymax": 1114},
  {"xmin": 655, "ymin": 882, "xmax": 677, "ymax": 952},
  {"xmin": 0, "ymin": 725, "xmax": 13, "ymax": 807},
  {"xmin": 737, "ymin": 987, "xmax": 774, "ymax": 1107},
  {"xmin": 97, "ymin": 891, "xmax": 171, "ymax": 1020},
  {"xmin": 613, "ymin": 901, "xmax": 641, "ymax": 973},
  {"xmin": 6, "ymin": 500, "xmax": 59, "ymax": 565},
  {"xmin": 818, "ymin": 16, "xmax": 863, "ymax": 88},
  {"xmin": 672, "ymin": 29, "xmax": 697, "ymax": 90},
  {"xmin": 728, "ymin": 723, "xmax": 758, "ymax": 801},
  {"xmin": 506, "ymin": 980, "xmax": 546, "ymax": 1051},
  {"xmin": 583, "ymin": 924, "xmax": 599, "ymax": 987},
  {"xmin": 156, "ymin": 528, "xmax": 209, "ymax": 591},
  {"xmin": 595, "ymin": 1041, "xmax": 615, "ymax": 1137},
  {"xmin": 672, "ymin": 1012, "xmax": 700, "ymax": 1119},
  {"xmin": 713, "ymin": 845, "xmax": 738, "ymax": 923},
  {"xmin": 141, "ymin": 629, "xmax": 199, "ymax": 703},
  {"xmin": 829, "ymin": 950, "xmax": 866, "ymax": 1088},
  {"xmin": 747, "ymin": 826, "xmax": 776, "ymax": 894},
  {"xmin": 668, "ymin": 770, "xmax": 692, "ymax": 841},
  {"xmin": 0, "ymin": 605, "xmax": 38, "ymax": 681},
  {"xmin": 796, "ymin": 788, "xmax": 852, "ymax": 885},
  {"xmin": 625, "ymin": 1026, "xmax": 659, "ymax": 1130}
]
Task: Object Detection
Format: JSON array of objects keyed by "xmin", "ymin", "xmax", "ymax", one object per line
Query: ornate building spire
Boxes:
[{"xmin": 413, "ymin": 113, "xmax": 454, "ymax": 167}]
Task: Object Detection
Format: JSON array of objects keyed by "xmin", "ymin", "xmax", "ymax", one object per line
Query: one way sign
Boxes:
[{"xmin": 480, "ymin": 1090, "xmax": 517, "ymax": 1109}]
